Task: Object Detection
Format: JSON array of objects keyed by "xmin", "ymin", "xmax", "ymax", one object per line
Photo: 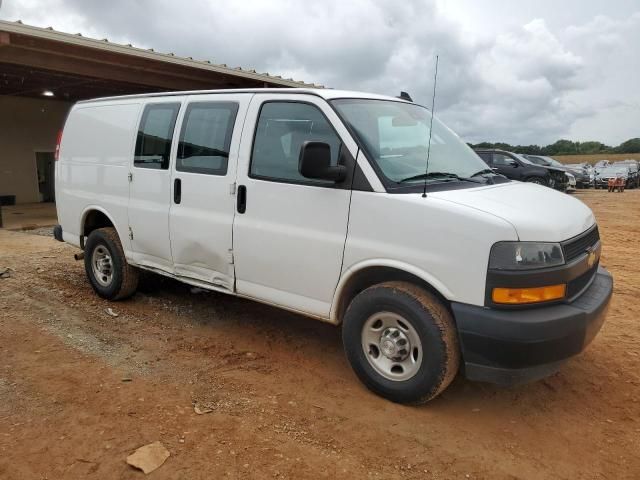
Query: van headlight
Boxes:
[{"xmin": 489, "ymin": 242, "xmax": 565, "ymax": 270}]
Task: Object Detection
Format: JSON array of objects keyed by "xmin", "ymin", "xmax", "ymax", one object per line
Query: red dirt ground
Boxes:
[{"xmin": 0, "ymin": 189, "xmax": 638, "ymax": 479}]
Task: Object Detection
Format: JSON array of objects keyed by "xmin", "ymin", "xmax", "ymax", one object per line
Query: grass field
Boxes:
[{"xmin": 553, "ymin": 153, "xmax": 640, "ymax": 164}]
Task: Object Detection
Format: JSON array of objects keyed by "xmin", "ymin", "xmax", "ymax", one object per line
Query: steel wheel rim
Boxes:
[
  {"xmin": 361, "ymin": 312, "xmax": 423, "ymax": 381},
  {"xmin": 91, "ymin": 245, "xmax": 114, "ymax": 287}
]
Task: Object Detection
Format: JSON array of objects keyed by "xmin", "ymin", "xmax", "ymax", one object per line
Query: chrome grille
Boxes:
[{"xmin": 562, "ymin": 226, "xmax": 600, "ymax": 262}]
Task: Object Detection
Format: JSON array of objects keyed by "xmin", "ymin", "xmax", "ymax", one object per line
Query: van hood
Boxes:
[{"xmin": 430, "ymin": 181, "xmax": 595, "ymax": 241}]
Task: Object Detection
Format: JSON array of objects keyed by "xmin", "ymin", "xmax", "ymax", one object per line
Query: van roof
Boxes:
[{"xmin": 76, "ymin": 88, "xmax": 411, "ymax": 104}]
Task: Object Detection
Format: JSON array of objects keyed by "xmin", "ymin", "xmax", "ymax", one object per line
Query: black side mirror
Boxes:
[{"xmin": 299, "ymin": 141, "xmax": 347, "ymax": 182}]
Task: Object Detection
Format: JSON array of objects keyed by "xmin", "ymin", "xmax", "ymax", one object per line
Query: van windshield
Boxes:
[{"xmin": 331, "ymin": 99, "xmax": 490, "ymax": 184}]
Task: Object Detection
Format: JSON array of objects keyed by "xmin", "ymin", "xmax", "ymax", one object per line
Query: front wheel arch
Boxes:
[{"xmin": 332, "ymin": 264, "xmax": 452, "ymax": 325}]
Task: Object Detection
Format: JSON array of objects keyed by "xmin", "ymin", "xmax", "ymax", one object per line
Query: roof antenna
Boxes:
[{"xmin": 422, "ymin": 55, "xmax": 439, "ymax": 198}]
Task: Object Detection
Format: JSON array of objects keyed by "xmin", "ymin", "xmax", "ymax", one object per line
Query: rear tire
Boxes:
[
  {"xmin": 342, "ymin": 281, "xmax": 460, "ymax": 404},
  {"xmin": 84, "ymin": 227, "xmax": 138, "ymax": 300}
]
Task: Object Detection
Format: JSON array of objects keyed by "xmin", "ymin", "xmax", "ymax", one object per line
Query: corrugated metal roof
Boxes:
[{"xmin": 0, "ymin": 19, "xmax": 322, "ymax": 88}]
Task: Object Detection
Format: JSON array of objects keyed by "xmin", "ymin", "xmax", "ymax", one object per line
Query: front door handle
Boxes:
[
  {"xmin": 237, "ymin": 185, "xmax": 247, "ymax": 213},
  {"xmin": 174, "ymin": 178, "xmax": 182, "ymax": 204}
]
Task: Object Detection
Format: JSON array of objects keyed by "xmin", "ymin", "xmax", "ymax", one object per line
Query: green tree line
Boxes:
[{"xmin": 468, "ymin": 138, "xmax": 640, "ymax": 156}]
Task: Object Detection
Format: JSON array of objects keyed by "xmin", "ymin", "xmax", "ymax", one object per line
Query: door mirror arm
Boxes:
[{"xmin": 299, "ymin": 141, "xmax": 347, "ymax": 182}]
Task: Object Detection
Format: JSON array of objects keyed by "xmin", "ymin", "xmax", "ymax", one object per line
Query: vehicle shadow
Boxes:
[{"xmin": 135, "ymin": 272, "xmax": 618, "ymax": 419}]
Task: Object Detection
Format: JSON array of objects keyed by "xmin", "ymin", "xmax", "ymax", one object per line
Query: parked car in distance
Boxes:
[
  {"xmin": 595, "ymin": 165, "xmax": 632, "ymax": 189},
  {"xmin": 564, "ymin": 163, "xmax": 595, "ymax": 188},
  {"xmin": 476, "ymin": 149, "xmax": 567, "ymax": 191},
  {"xmin": 594, "ymin": 160, "xmax": 611, "ymax": 177},
  {"xmin": 565, "ymin": 171, "xmax": 576, "ymax": 192},
  {"xmin": 583, "ymin": 163, "xmax": 595, "ymax": 177},
  {"xmin": 523, "ymin": 154, "xmax": 563, "ymax": 169},
  {"xmin": 611, "ymin": 160, "xmax": 639, "ymax": 188},
  {"xmin": 54, "ymin": 88, "xmax": 612, "ymax": 404},
  {"xmin": 524, "ymin": 155, "xmax": 593, "ymax": 189}
]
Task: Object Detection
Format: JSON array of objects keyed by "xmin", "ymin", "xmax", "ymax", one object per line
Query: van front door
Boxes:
[
  {"xmin": 128, "ymin": 100, "xmax": 182, "ymax": 271},
  {"xmin": 232, "ymin": 94, "xmax": 356, "ymax": 318},
  {"xmin": 168, "ymin": 94, "xmax": 250, "ymax": 290}
]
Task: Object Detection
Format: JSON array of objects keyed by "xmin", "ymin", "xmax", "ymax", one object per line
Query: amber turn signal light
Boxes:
[{"xmin": 492, "ymin": 284, "xmax": 566, "ymax": 305}]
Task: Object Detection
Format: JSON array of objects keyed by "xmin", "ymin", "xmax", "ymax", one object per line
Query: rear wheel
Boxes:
[
  {"xmin": 84, "ymin": 227, "xmax": 138, "ymax": 300},
  {"xmin": 342, "ymin": 281, "xmax": 460, "ymax": 404}
]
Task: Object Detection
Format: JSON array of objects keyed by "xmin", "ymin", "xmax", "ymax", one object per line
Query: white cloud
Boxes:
[{"xmin": 1, "ymin": 0, "xmax": 638, "ymax": 145}]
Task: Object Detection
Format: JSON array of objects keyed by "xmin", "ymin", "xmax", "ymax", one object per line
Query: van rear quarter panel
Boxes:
[
  {"xmin": 340, "ymin": 191, "xmax": 519, "ymax": 308},
  {"xmin": 56, "ymin": 101, "xmax": 142, "ymax": 248}
]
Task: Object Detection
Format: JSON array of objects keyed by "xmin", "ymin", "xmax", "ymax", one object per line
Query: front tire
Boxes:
[
  {"xmin": 84, "ymin": 227, "xmax": 138, "ymax": 300},
  {"xmin": 342, "ymin": 282, "xmax": 460, "ymax": 404}
]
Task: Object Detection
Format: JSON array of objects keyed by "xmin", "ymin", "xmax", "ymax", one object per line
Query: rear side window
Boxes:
[
  {"xmin": 250, "ymin": 102, "xmax": 341, "ymax": 183},
  {"xmin": 177, "ymin": 102, "xmax": 238, "ymax": 175},
  {"xmin": 134, "ymin": 103, "xmax": 180, "ymax": 169}
]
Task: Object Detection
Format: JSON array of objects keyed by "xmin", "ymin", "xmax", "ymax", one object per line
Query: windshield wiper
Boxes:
[
  {"xmin": 469, "ymin": 168, "xmax": 496, "ymax": 177},
  {"xmin": 399, "ymin": 171, "xmax": 484, "ymax": 184},
  {"xmin": 468, "ymin": 168, "xmax": 498, "ymax": 184}
]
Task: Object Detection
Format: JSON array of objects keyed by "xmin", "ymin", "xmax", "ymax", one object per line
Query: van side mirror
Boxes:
[{"xmin": 299, "ymin": 141, "xmax": 346, "ymax": 182}]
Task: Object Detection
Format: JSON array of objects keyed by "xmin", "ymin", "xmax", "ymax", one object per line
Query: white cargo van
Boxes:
[{"xmin": 54, "ymin": 89, "xmax": 612, "ymax": 403}]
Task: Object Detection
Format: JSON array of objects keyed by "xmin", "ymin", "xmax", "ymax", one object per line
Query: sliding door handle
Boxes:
[
  {"xmin": 174, "ymin": 178, "xmax": 182, "ymax": 204},
  {"xmin": 237, "ymin": 185, "xmax": 247, "ymax": 213}
]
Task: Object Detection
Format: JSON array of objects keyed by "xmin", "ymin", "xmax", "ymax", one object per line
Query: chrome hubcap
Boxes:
[
  {"xmin": 379, "ymin": 327, "xmax": 410, "ymax": 361},
  {"xmin": 91, "ymin": 245, "xmax": 113, "ymax": 287},
  {"xmin": 361, "ymin": 312, "xmax": 423, "ymax": 381}
]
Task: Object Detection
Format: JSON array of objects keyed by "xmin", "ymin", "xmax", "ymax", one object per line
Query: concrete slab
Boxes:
[{"xmin": 0, "ymin": 202, "xmax": 57, "ymax": 230}]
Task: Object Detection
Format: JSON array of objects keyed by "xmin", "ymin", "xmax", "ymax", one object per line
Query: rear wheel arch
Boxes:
[
  {"xmin": 331, "ymin": 264, "xmax": 452, "ymax": 325},
  {"xmin": 80, "ymin": 208, "xmax": 117, "ymax": 248},
  {"xmin": 84, "ymin": 227, "xmax": 138, "ymax": 300}
]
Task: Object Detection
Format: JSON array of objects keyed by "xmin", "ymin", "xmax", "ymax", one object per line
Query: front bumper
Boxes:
[{"xmin": 452, "ymin": 266, "xmax": 612, "ymax": 386}]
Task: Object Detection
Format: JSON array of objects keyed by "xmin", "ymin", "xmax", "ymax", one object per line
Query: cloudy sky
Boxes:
[{"xmin": 2, "ymin": 0, "xmax": 638, "ymax": 145}]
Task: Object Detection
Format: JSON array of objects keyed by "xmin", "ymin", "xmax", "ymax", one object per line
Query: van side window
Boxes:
[
  {"xmin": 134, "ymin": 103, "xmax": 180, "ymax": 170},
  {"xmin": 177, "ymin": 102, "xmax": 238, "ymax": 175},
  {"xmin": 250, "ymin": 102, "xmax": 341, "ymax": 184}
]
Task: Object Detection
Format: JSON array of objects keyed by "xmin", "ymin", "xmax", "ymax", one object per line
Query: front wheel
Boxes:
[
  {"xmin": 84, "ymin": 227, "xmax": 139, "ymax": 300},
  {"xmin": 342, "ymin": 282, "xmax": 460, "ymax": 404}
]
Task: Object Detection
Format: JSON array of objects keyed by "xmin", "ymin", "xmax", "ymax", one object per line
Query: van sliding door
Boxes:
[{"xmin": 168, "ymin": 94, "xmax": 251, "ymax": 290}]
